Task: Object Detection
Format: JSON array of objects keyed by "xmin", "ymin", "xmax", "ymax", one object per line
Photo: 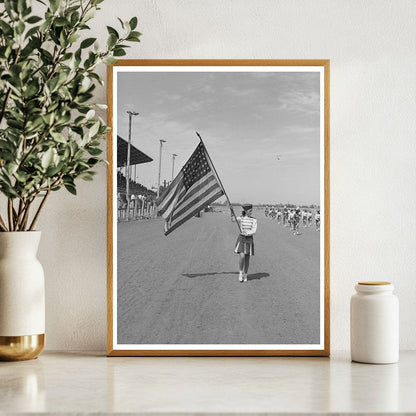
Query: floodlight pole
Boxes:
[
  {"xmin": 157, "ymin": 139, "xmax": 166, "ymax": 198},
  {"xmin": 126, "ymin": 111, "xmax": 139, "ymax": 216},
  {"xmin": 171, "ymin": 153, "xmax": 178, "ymax": 181}
]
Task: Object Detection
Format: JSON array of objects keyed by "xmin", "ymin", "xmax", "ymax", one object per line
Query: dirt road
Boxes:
[{"xmin": 117, "ymin": 209, "xmax": 320, "ymax": 345}]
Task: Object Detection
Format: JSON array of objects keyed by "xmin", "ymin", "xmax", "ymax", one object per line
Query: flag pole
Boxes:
[{"xmin": 196, "ymin": 132, "xmax": 242, "ymax": 234}]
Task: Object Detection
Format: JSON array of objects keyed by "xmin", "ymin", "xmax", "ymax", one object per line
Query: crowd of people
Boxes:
[
  {"xmin": 117, "ymin": 171, "xmax": 156, "ymax": 219},
  {"xmin": 264, "ymin": 205, "xmax": 320, "ymax": 234}
]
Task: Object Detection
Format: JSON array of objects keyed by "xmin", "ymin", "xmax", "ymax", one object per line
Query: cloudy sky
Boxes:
[{"xmin": 116, "ymin": 68, "xmax": 321, "ymax": 205}]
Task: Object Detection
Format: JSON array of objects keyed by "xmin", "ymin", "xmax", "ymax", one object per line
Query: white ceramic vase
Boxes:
[{"xmin": 0, "ymin": 231, "xmax": 45, "ymax": 360}]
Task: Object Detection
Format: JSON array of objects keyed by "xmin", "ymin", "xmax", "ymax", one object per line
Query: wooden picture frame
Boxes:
[{"xmin": 107, "ymin": 60, "xmax": 330, "ymax": 356}]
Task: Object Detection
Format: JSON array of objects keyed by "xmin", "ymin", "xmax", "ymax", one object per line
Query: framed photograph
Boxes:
[{"xmin": 107, "ymin": 60, "xmax": 330, "ymax": 356}]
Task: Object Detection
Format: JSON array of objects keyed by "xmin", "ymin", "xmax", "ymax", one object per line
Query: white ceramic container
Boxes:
[
  {"xmin": 0, "ymin": 231, "xmax": 45, "ymax": 360},
  {"xmin": 350, "ymin": 281, "xmax": 399, "ymax": 364}
]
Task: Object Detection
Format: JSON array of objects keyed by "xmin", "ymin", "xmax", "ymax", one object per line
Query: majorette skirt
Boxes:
[{"xmin": 234, "ymin": 234, "xmax": 254, "ymax": 256}]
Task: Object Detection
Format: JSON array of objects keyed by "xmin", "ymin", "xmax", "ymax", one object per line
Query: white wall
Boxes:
[{"xmin": 37, "ymin": 0, "xmax": 416, "ymax": 351}]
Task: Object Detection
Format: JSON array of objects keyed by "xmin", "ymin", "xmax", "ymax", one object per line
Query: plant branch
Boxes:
[
  {"xmin": 15, "ymin": 199, "xmax": 29, "ymax": 231},
  {"xmin": 29, "ymin": 189, "xmax": 50, "ymax": 231},
  {"xmin": 20, "ymin": 199, "xmax": 33, "ymax": 231},
  {"xmin": 7, "ymin": 199, "xmax": 14, "ymax": 231},
  {"xmin": 0, "ymin": 213, "xmax": 8, "ymax": 232},
  {"xmin": 14, "ymin": 199, "xmax": 23, "ymax": 230}
]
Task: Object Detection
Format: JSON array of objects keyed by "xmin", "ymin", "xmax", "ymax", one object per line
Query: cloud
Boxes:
[{"xmin": 277, "ymin": 91, "xmax": 320, "ymax": 115}]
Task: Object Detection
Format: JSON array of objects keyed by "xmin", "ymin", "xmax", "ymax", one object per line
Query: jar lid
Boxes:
[
  {"xmin": 358, "ymin": 281, "xmax": 391, "ymax": 285},
  {"xmin": 355, "ymin": 282, "xmax": 394, "ymax": 294}
]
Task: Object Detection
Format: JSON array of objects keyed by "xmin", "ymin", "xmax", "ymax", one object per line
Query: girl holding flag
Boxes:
[{"xmin": 234, "ymin": 204, "xmax": 257, "ymax": 282}]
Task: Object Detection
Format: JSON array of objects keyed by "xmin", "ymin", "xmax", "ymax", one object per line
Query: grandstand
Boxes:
[{"xmin": 117, "ymin": 135, "xmax": 155, "ymax": 220}]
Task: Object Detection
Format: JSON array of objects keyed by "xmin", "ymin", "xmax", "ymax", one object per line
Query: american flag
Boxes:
[{"xmin": 156, "ymin": 142, "xmax": 224, "ymax": 236}]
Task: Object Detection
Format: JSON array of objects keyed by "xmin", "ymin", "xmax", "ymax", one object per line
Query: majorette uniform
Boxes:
[{"xmin": 234, "ymin": 215, "xmax": 257, "ymax": 256}]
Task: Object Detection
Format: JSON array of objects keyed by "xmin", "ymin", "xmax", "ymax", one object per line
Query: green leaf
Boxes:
[
  {"xmin": 113, "ymin": 47, "xmax": 126, "ymax": 57},
  {"xmin": 50, "ymin": 131, "xmax": 67, "ymax": 143},
  {"xmin": 63, "ymin": 147, "xmax": 70, "ymax": 160},
  {"xmin": 57, "ymin": 85, "xmax": 71, "ymax": 100},
  {"xmin": 76, "ymin": 160, "xmax": 90, "ymax": 169},
  {"xmin": 49, "ymin": 0, "xmax": 59, "ymax": 13},
  {"xmin": 74, "ymin": 148, "xmax": 84, "ymax": 159},
  {"xmin": 17, "ymin": 0, "xmax": 27, "ymax": 14},
  {"xmin": 16, "ymin": 21, "xmax": 25, "ymax": 35},
  {"xmin": 106, "ymin": 26, "xmax": 119, "ymax": 39},
  {"xmin": 0, "ymin": 20, "xmax": 13, "ymax": 35},
  {"xmin": 117, "ymin": 17, "xmax": 125, "ymax": 29},
  {"xmin": 7, "ymin": 119, "xmax": 24, "ymax": 129},
  {"xmin": 70, "ymin": 11, "xmax": 80, "ymax": 26},
  {"xmin": 25, "ymin": 25, "xmax": 40, "ymax": 39},
  {"xmin": 26, "ymin": 15, "xmax": 42, "ymax": 24},
  {"xmin": 64, "ymin": 183, "xmax": 77, "ymax": 195},
  {"xmin": 5, "ymin": 162, "xmax": 18, "ymax": 176},
  {"xmin": 87, "ymin": 157, "xmax": 100, "ymax": 166},
  {"xmin": 24, "ymin": 83, "xmax": 39, "ymax": 98},
  {"xmin": 103, "ymin": 56, "xmax": 117, "ymax": 65},
  {"xmin": 42, "ymin": 112, "xmax": 54, "ymax": 125},
  {"xmin": 0, "ymin": 183, "xmax": 18, "ymax": 198},
  {"xmin": 0, "ymin": 140, "xmax": 14, "ymax": 152},
  {"xmin": 107, "ymin": 33, "xmax": 117, "ymax": 49},
  {"xmin": 22, "ymin": 5, "xmax": 32, "ymax": 17},
  {"xmin": 129, "ymin": 17, "xmax": 138, "ymax": 30},
  {"xmin": 61, "ymin": 52, "xmax": 72, "ymax": 61},
  {"xmin": 77, "ymin": 171, "xmax": 95, "ymax": 181},
  {"xmin": 126, "ymin": 31, "xmax": 141, "ymax": 42},
  {"xmin": 88, "ymin": 120, "xmax": 100, "ymax": 138},
  {"xmin": 85, "ymin": 109, "xmax": 95, "ymax": 120},
  {"xmin": 71, "ymin": 126, "xmax": 84, "ymax": 136},
  {"xmin": 25, "ymin": 117, "xmax": 44, "ymax": 133},
  {"xmin": 48, "ymin": 76, "xmax": 60, "ymax": 92},
  {"xmin": 74, "ymin": 115, "xmax": 86, "ymax": 125},
  {"xmin": 75, "ymin": 94, "xmax": 92, "ymax": 104},
  {"xmin": 40, "ymin": 49, "xmax": 54, "ymax": 64},
  {"xmin": 14, "ymin": 171, "xmax": 28, "ymax": 183},
  {"xmin": 88, "ymin": 72, "xmax": 104, "ymax": 85},
  {"xmin": 45, "ymin": 165, "xmax": 62, "ymax": 177},
  {"xmin": 4, "ymin": 1, "xmax": 16, "ymax": 20},
  {"xmin": 80, "ymin": 37, "xmax": 96, "ymax": 49},
  {"xmin": 41, "ymin": 148, "xmax": 54, "ymax": 169},
  {"xmin": 83, "ymin": 9, "xmax": 95, "ymax": 22},
  {"xmin": 54, "ymin": 17, "xmax": 69, "ymax": 27},
  {"xmin": 68, "ymin": 33, "xmax": 80, "ymax": 44},
  {"xmin": 87, "ymin": 147, "xmax": 102, "ymax": 156}
]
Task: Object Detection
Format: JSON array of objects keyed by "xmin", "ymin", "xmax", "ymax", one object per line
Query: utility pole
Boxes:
[
  {"xmin": 171, "ymin": 153, "xmax": 178, "ymax": 181},
  {"xmin": 157, "ymin": 139, "xmax": 166, "ymax": 198},
  {"xmin": 126, "ymin": 111, "xmax": 139, "ymax": 212}
]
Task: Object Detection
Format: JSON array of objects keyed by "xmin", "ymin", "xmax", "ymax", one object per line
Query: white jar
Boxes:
[{"xmin": 350, "ymin": 281, "xmax": 399, "ymax": 364}]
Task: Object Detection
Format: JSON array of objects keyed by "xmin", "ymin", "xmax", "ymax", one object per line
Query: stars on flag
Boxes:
[{"xmin": 183, "ymin": 144, "xmax": 211, "ymax": 190}]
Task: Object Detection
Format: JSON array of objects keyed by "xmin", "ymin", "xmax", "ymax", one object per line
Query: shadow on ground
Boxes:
[
  {"xmin": 183, "ymin": 271, "xmax": 270, "ymax": 281},
  {"xmin": 247, "ymin": 272, "xmax": 270, "ymax": 281},
  {"xmin": 183, "ymin": 271, "xmax": 238, "ymax": 278}
]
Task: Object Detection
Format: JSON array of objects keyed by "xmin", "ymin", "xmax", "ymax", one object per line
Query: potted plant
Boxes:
[{"xmin": 0, "ymin": 0, "xmax": 140, "ymax": 360}]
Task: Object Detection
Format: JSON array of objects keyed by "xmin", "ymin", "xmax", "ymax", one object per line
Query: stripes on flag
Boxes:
[{"xmin": 156, "ymin": 142, "xmax": 224, "ymax": 236}]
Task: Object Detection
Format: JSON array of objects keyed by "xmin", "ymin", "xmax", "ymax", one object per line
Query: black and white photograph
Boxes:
[{"xmin": 107, "ymin": 60, "xmax": 330, "ymax": 356}]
